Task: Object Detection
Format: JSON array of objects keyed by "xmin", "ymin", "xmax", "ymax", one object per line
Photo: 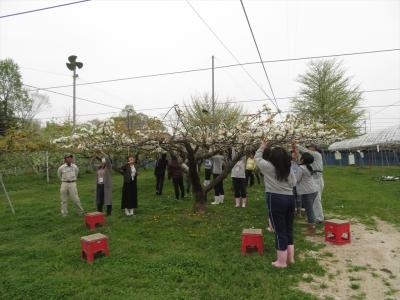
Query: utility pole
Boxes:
[
  {"xmin": 66, "ymin": 55, "xmax": 83, "ymax": 130},
  {"xmin": 368, "ymin": 111, "xmax": 372, "ymax": 132},
  {"xmin": 127, "ymin": 108, "xmax": 133, "ymax": 131},
  {"xmin": 73, "ymin": 68, "xmax": 77, "ymax": 127},
  {"xmin": 211, "ymin": 55, "xmax": 215, "ymax": 127}
]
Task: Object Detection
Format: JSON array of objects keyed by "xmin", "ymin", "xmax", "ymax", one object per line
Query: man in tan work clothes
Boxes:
[{"xmin": 57, "ymin": 154, "xmax": 84, "ymax": 216}]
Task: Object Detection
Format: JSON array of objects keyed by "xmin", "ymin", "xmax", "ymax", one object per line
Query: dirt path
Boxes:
[{"xmin": 297, "ymin": 219, "xmax": 400, "ymax": 300}]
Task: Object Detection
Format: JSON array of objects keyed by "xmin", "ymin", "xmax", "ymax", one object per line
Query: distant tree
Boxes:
[
  {"xmin": 182, "ymin": 93, "xmax": 243, "ymax": 132},
  {"xmin": 0, "ymin": 59, "xmax": 27, "ymax": 134},
  {"xmin": 292, "ymin": 59, "xmax": 364, "ymax": 137},
  {"xmin": 15, "ymin": 91, "xmax": 50, "ymax": 127}
]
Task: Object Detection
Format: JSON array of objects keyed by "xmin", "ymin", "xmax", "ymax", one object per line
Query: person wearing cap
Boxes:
[
  {"xmin": 296, "ymin": 143, "xmax": 324, "ymax": 223},
  {"xmin": 57, "ymin": 154, "xmax": 84, "ymax": 216}
]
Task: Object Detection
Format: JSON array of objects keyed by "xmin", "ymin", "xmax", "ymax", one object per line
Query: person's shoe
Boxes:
[
  {"xmin": 130, "ymin": 209, "xmax": 135, "ymax": 216},
  {"xmin": 125, "ymin": 208, "xmax": 130, "ymax": 216},
  {"xmin": 272, "ymin": 250, "xmax": 288, "ymax": 268},
  {"xmin": 211, "ymin": 196, "xmax": 220, "ymax": 205},
  {"xmin": 241, "ymin": 198, "xmax": 247, "ymax": 208},
  {"xmin": 235, "ymin": 198, "xmax": 240, "ymax": 207},
  {"xmin": 305, "ymin": 224, "xmax": 316, "ymax": 235},
  {"xmin": 219, "ymin": 195, "xmax": 224, "ymax": 204},
  {"xmin": 287, "ymin": 245, "xmax": 295, "ymax": 264}
]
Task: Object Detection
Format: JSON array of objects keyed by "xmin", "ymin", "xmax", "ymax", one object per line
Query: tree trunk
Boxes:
[{"xmin": 185, "ymin": 143, "xmax": 207, "ymax": 213}]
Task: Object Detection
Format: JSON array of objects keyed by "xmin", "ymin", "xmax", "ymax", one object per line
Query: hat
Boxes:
[{"xmin": 64, "ymin": 154, "xmax": 73, "ymax": 159}]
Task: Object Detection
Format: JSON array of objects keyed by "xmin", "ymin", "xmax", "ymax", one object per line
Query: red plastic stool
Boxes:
[
  {"xmin": 241, "ymin": 228, "xmax": 263, "ymax": 256},
  {"xmin": 325, "ymin": 219, "xmax": 351, "ymax": 245},
  {"xmin": 81, "ymin": 233, "xmax": 109, "ymax": 264},
  {"xmin": 84, "ymin": 212, "xmax": 105, "ymax": 230}
]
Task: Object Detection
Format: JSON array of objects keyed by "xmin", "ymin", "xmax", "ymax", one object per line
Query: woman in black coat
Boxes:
[{"xmin": 119, "ymin": 155, "xmax": 138, "ymax": 216}]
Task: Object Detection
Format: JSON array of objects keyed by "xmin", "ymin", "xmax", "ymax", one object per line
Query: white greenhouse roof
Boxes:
[{"xmin": 328, "ymin": 124, "xmax": 400, "ymax": 151}]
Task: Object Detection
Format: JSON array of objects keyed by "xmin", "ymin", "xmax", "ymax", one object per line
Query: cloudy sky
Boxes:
[{"xmin": 1, "ymin": 0, "xmax": 399, "ymax": 132}]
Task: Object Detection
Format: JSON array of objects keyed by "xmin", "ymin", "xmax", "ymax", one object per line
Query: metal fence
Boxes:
[{"xmin": 323, "ymin": 150, "xmax": 400, "ymax": 166}]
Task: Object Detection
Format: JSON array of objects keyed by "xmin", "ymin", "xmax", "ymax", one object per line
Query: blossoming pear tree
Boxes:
[{"xmin": 53, "ymin": 104, "xmax": 340, "ymax": 213}]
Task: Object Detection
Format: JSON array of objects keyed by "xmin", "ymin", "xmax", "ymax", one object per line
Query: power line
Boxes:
[
  {"xmin": 24, "ymin": 83, "xmax": 124, "ymax": 111},
  {"xmin": 370, "ymin": 99, "xmax": 400, "ymax": 117},
  {"xmin": 27, "ymin": 81, "xmax": 400, "ymax": 118},
  {"xmin": 239, "ymin": 0, "xmax": 280, "ymax": 112},
  {"xmin": 34, "ymin": 95, "xmax": 400, "ymax": 121},
  {"xmin": 0, "ymin": 0, "xmax": 91, "ymax": 19},
  {"xmin": 185, "ymin": 1, "xmax": 278, "ymax": 111},
  {"xmin": 25, "ymin": 48, "xmax": 400, "ymax": 92}
]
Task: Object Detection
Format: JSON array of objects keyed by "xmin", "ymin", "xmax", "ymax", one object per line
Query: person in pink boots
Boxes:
[
  {"xmin": 255, "ymin": 141, "xmax": 297, "ymax": 268},
  {"xmin": 231, "ymin": 150, "xmax": 247, "ymax": 208}
]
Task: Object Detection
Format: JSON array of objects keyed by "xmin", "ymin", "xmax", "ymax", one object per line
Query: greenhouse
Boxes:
[{"xmin": 326, "ymin": 124, "xmax": 400, "ymax": 166}]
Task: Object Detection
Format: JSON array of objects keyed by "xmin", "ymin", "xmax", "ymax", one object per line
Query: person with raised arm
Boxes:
[
  {"xmin": 255, "ymin": 141, "xmax": 296, "ymax": 268},
  {"xmin": 296, "ymin": 143, "xmax": 324, "ymax": 223}
]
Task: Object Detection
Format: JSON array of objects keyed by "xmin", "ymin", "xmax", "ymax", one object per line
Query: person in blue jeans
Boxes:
[
  {"xmin": 292, "ymin": 150, "xmax": 319, "ymax": 235},
  {"xmin": 255, "ymin": 141, "xmax": 297, "ymax": 268}
]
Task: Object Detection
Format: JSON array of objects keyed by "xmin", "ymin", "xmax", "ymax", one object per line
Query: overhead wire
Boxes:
[
  {"xmin": 24, "ymin": 83, "xmax": 124, "ymax": 110},
  {"xmin": 25, "ymin": 48, "xmax": 400, "ymax": 92},
  {"xmin": 0, "ymin": 0, "xmax": 91, "ymax": 19},
  {"xmin": 34, "ymin": 96, "xmax": 400, "ymax": 121},
  {"xmin": 185, "ymin": 0, "xmax": 277, "ymax": 110},
  {"xmin": 239, "ymin": 0, "xmax": 280, "ymax": 112}
]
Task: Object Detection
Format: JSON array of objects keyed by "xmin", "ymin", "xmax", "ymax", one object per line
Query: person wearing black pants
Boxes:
[
  {"xmin": 255, "ymin": 142, "xmax": 297, "ymax": 268},
  {"xmin": 231, "ymin": 154, "xmax": 247, "ymax": 207},
  {"xmin": 172, "ymin": 177, "xmax": 185, "ymax": 200},
  {"xmin": 167, "ymin": 155, "xmax": 185, "ymax": 200},
  {"xmin": 94, "ymin": 156, "xmax": 113, "ymax": 216},
  {"xmin": 154, "ymin": 153, "xmax": 168, "ymax": 195},
  {"xmin": 213, "ymin": 173, "xmax": 224, "ymax": 199},
  {"xmin": 292, "ymin": 150, "xmax": 319, "ymax": 235},
  {"xmin": 211, "ymin": 153, "xmax": 225, "ymax": 204},
  {"xmin": 266, "ymin": 192, "xmax": 295, "ymax": 250}
]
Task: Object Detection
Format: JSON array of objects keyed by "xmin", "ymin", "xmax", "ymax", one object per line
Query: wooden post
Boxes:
[
  {"xmin": 0, "ymin": 173, "xmax": 15, "ymax": 214},
  {"xmin": 46, "ymin": 150, "xmax": 50, "ymax": 184}
]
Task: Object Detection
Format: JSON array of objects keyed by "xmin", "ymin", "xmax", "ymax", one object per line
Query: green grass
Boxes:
[
  {"xmin": 324, "ymin": 166, "xmax": 400, "ymax": 227},
  {"xmin": 0, "ymin": 165, "xmax": 399, "ymax": 299}
]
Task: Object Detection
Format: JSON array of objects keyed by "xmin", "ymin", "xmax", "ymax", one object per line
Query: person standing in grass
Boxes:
[
  {"xmin": 231, "ymin": 150, "xmax": 247, "ymax": 208},
  {"xmin": 245, "ymin": 152, "xmax": 256, "ymax": 187},
  {"xmin": 292, "ymin": 150, "xmax": 318, "ymax": 235},
  {"xmin": 211, "ymin": 152, "xmax": 225, "ymax": 205},
  {"xmin": 255, "ymin": 142, "xmax": 296, "ymax": 268},
  {"xmin": 203, "ymin": 158, "xmax": 213, "ymax": 186},
  {"xmin": 167, "ymin": 155, "xmax": 185, "ymax": 200},
  {"xmin": 119, "ymin": 155, "xmax": 138, "ymax": 216},
  {"xmin": 57, "ymin": 154, "xmax": 84, "ymax": 217},
  {"xmin": 297, "ymin": 143, "xmax": 324, "ymax": 223},
  {"xmin": 94, "ymin": 155, "xmax": 113, "ymax": 216},
  {"xmin": 154, "ymin": 153, "xmax": 168, "ymax": 196}
]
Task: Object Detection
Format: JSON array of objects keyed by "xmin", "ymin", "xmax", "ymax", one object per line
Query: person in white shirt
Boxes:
[
  {"xmin": 57, "ymin": 154, "xmax": 84, "ymax": 217},
  {"xmin": 231, "ymin": 155, "xmax": 247, "ymax": 208},
  {"xmin": 211, "ymin": 152, "xmax": 225, "ymax": 205}
]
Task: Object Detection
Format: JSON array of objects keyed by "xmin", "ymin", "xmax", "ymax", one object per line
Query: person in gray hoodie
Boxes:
[
  {"xmin": 293, "ymin": 151, "xmax": 318, "ymax": 235},
  {"xmin": 211, "ymin": 152, "xmax": 225, "ymax": 205},
  {"xmin": 255, "ymin": 141, "xmax": 296, "ymax": 268},
  {"xmin": 297, "ymin": 143, "xmax": 324, "ymax": 223},
  {"xmin": 231, "ymin": 150, "xmax": 247, "ymax": 208}
]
